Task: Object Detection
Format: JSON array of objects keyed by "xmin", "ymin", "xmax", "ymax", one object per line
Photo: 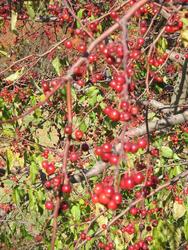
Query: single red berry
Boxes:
[
  {"xmin": 109, "ymin": 154, "xmax": 119, "ymax": 165},
  {"xmin": 64, "ymin": 125, "xmax": 72, "ymax": 135},
  {"xmin": 130, "ymin": 207, "xmax": 138, "ymax": 216},
  {"xmin": 108, "ymin": 109, "xmax": 120, "ymax": 121},
  {"xmin": 121, "ymin": 176, "xmax": 135, "ymax": 190},
  {"xmin": 98, "ymin": 241, "xmax": 105, "ymax": 249},
  {"xmin": 35, "ymin": 234, "xmax": 43, "ymax": 242},
  {"xmin": 64, "ymin": 40, "xmax": 72, "ymax": 49},
  {"xmin": 78, "ymin": 44, "xmax": 87, "ymax": 53},
  {"xmin": 98, "ymin": 193, "xmax": 110, "ymax": 205},
  {"xmin": 130, "ymin": 143, "xmax": 139, "ymax": 153},
  {"xmin": 94, "ymin": 183, "xmax": 104, "ymax": 195},
  {"xmin": 120, "ymin": 101, "xmax": 129, "ymax": 111},
  {"xmin": 42, "ymin": 160, "xmax": 48, "ymax": 169},
  {"xmin": 94, "ymin": 146, "xmax": 103, "ymax": 156},
  {"xmin": 130, "ymin": 106, "xmax": 139, "ymax": 115},
  {"xmin": 150, "ymin": 148, "xmax": 159, "ymax": 157},
  {"xmin": 110, "ymin": 11, "xmax": 118, "ymax": 20},
  {"xmin": 107, "ymin": 199, "xmax": 118, "ymax": 210},
  {"xmin": 45, "ymin": 201, "xmax": 54, "ymax": 210},
  {"xmin": 42, "ymin": 81, "xmax": 50, "ymax": 92},
  {"xmin": 102, "ymin": 143, "xmax": 112, "ymax": 153},
  {"xmin": 103, "ymin": 186, "xmax": 114, "ymax": 198},
  {"xmin": 138, "ymin": 138, "xmax": 147, "ymax": 149},
  {"xmin": 61, "ymin": 202, "xmax": 69, "ymax": 211},
  {"xmin": 98, "ymin": 241, "xmax": 105, "ymax": 248},
  {"xmin": 91, "ymin": 194, "xmax": 99, "ymax": 204},
  {"xmin": 44, "ymin": 180, "xmax": 51, "ymax": 189},
  {"xmin": 123, "ymin": 142, "xmax": 132, "ymax": 152},
  {"xmin": 112, "ymin": 192, "xmax": 122, "ymax": 205},
  {"xmin": 132, "ymin": 172, "xmax": 144, "ymax": 185},
  {"xmin": 62, "ymin": 184, "xmax": 72, "ymax": 193},
  {"xmin": 101, "ymin": 152, "xmax": 111, "ymax": 162},
  {"xmin": 70, "ymin": 152, "xmax": 79, "ymax": 162},
  {"xmin": 46, "ymin": 163, "xmax": 55, "ymax": 175},
  {"xmin": 80, "ymin": 232, "xmax": 86, "ymax": 240},
  {"xmin": 75, "ymin": 129, "xmax": 84, "ymax": 140}
]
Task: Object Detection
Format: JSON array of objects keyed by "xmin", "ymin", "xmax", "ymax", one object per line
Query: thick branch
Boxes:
[
  {"xmin": 70, "ymin": 110, "xmax": 188, "ymax": 183},
  {"xmin": 171, "ymin": 59, "xmax": 188, "ymax": 113},
  {"xmin": 127, "ymin": 110, "xmax": 188, "ymax": 137}
]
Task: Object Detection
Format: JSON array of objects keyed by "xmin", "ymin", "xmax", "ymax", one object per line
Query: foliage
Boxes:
[{"xmin": 0, "ymin": 0, "xmax": 188, "ymax": 250}]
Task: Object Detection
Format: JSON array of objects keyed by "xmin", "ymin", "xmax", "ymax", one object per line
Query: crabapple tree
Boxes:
[{"xmin": 0, "ymin": 0, "xmax": 188, "ymax": 250}]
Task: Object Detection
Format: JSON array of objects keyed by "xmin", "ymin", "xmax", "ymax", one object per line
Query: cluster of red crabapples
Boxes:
[
  {"xmin": 41, "ymin": 79, "xmax": 60, "ymax": 96},
  {"xmin": 165, "ymin": 18, "xmax": 183, "ymax": 33},
  {"xmin": 41, "ymin": 150, "xmax": 71, "ymax": 212},
  {"xmin": 94, "ymin": 137, "xmax": 148, "ymax": 165},
  {"xmin": 48, "ymin": 5, "xmax": 72, "ymax": 23},
  {"xmin": 103, "ymin": 98, "xmax": 141, "ymax": 124},
  {"xmin": 120, "ymin": 171, "xmax": 144, "ymax": 190},
  {"xmin": 120, "ymin": 166, "xmax": 159, "ymax": 193},
  {"xmin": 92, "ymin": 182, "xmax": 122, "ymax": 210}
]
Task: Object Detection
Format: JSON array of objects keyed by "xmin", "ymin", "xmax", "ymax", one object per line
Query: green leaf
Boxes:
[
  {"xmin": 157, "ymin": 37, "xmax": 168, "ymax": 53},
  {"xmin": 0, "ymin": 49, "xmax": 9, "ymax": 57},
  {"xmin": 173, "ymin": 153, "xmax": 180, "ymax": 160},
  {"xmin": 85, "ymin": 238, "xmax": 95, "ymax": 250},
  {"xmin": 88, "ymin": 95, "xmax": 97, "ymax": 106},
  {"xmin": 80, "ymin": 117, "xmax": 90, "ymax": 132},
  {"xmin": 97, "ymin": 95, "xmax": 104, "ymax": 102},
  {"xmin": 173, "ymin": 202, "xmax": 186, "ymax": 220},
  {"xmin": 76, "ymin": 9, "xmax": 84, "ymax": 28},
  {"xmin": 182, "ymin": 132, "xmax": 188, "ymax": 143},
  {"xmin": 96, "ymin": 203, "xmax": 107, "ymax": 231},
  {"xmin": 52, "ymin": 56, "xmax": 61, "ymax": 76},
  {"xmin": 4, "ymin": 68, "xmax": 24, "ymax": 82},
  {"xmin": 148, "ymin": 112, "xmax": 156, "ymax": 120},
  {"xmin": 29, "ymin": 162, "xmax": 38, "ymax": 184},
  {"xmin": 181, "ymin": 17, "xmax": 188, "ymax": 26},
  {"xmin": 86, "ymin": 86, "xmax": 99, "ymax": 97},
  {"xmin": 114, "ymin": 235, "xmax": 124, "ymax": 250},
  {"xmin": 169, "ymin": 227, "xmax": 181, "ymax": 250},
  {"xmin": 6, "ymin": 149, "xmax": 14, "ymax": 171},
  {"xmin": 71, "ymin": 205, "xmax": 80, "ymax": 221},
  {"xmin": 11, "ymin": 10, "xmax": 18, "ymax": 31},
  {"xmin": 35, "ymin": 125, "xmax": 59, "ymax": 147},
  {"xmin": 161, "ymin": 146, "xmax": 174, "ymax": 158},
  {"xmin": 2, "ymin": 124, "xmax": 15, "ymax": 137},
  {"xmin": 26, "ymin": 1, "xmax": 36, "ymax": 19},
  {"xmin": 12, "ymin": 188, "xmax": 21, "ymax": 205},
  {"xmin": 173, "ymin": 165, "xmax": 182, "ymax": 175},
  {"xmin": 28, "ymin": 189, "xmax": 35, "ymax": 208},
  {"xmin": 181, "ymin": 29, "xmax": 188, "ymax": 47},
  {"xmin": 184, "ymin": 217, "xmax": 188, "ymax": 240},
  {"xmin": 100, "ymin": 102, "xmax": 106, "ymax": 109}
]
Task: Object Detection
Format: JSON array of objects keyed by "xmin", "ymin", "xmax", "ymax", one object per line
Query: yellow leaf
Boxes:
[
  {"xmin": 173, "ymin": 201, "xmax": 186, "ymax": 220},
  {"xmin": 181, "ymin": 29, "xmax": 188, "ymax": 48},
  {"xmin": 11, "ymin": 10, "xmax": 18, "ymax": 31}
]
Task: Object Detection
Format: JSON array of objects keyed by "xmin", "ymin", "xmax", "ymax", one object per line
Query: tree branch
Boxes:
[{"xmin": 70, "ymin": 110, "xmax": 188, "ymax": 183}]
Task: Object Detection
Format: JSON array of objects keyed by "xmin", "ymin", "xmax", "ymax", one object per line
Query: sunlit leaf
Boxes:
[
  {"xmin": 4, "ymin": 68, "xmax": 24, "ymax": 82},
  {"xmin": 71, "ymin": 205, "xmax": 80, "ymax": 221},
  {"xmin": 52, "ymin": 56, "xmax": 62, "ymax": 76},
  {"xmin": 173, "ymin": 202, "xmax": 186, "ymax": 220},
  {"xmin": 161, "ymin": 146, "xmax": 174, "ymax": 158},
  {"xmin": 29, "ymin": 161, "xmax": 38, "ymax": 184},
  {"xmin": 26, "ymin": 1, "xmax": 36, "ymax": 19},
  {"xmin": 11, "ymin": 10, "xmax": 17, "ymax": 31}
]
